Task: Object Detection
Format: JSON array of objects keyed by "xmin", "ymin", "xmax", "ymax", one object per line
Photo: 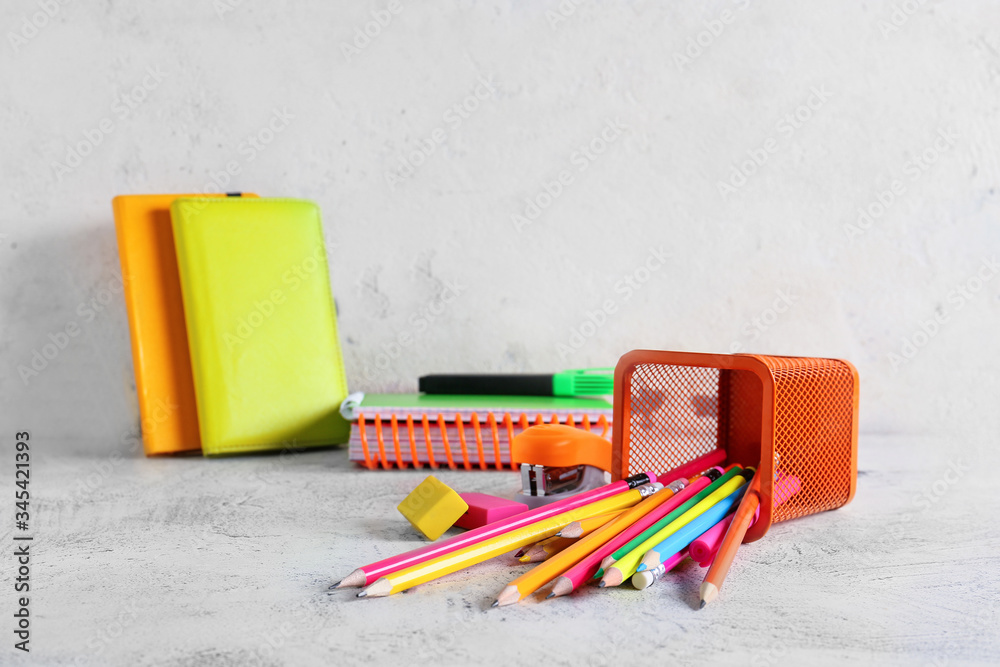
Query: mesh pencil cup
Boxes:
[{"xmin": 611, "ymin": 350, "xmax": 859, "ymax": 542}]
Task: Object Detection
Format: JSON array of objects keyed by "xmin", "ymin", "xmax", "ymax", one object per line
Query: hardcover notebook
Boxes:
[
  {"xmin": 171, "ymin": 197, "xmax": 350, "ymax": 455},
  {"xmin": 344, "ymin": 393, "xmax": 614, "ymax": 470},
  {"xmin": 112, "ymin": 192, "xmax": 257, "ymax": 456}
]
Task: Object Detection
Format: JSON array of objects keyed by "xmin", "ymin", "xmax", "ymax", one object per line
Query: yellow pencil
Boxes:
[
  {"xmin": 599, "ymin": 470, "xmax": 752, "ymax": 588},
  {"xmin": 518, "ymin": 536, "xmax": 574, "ymax": 563},
  {"xmin": 518, "ymin": 512, "xmax": 625, "ymax": 562},
  {"xmin": 358, "ymin": 485, "xmax": 658, "ymax": 598},
  {"xmin": 556, "ymin": 510, "xmax": 626, "ymax": 539}
]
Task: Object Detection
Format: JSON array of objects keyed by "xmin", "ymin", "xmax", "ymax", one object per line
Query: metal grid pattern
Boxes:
[
  {"xmin": 623, "ymin": 363, "xmax": 722, "ymax": 476},
  {"xmin": 758, "ymin": 355, "xmax": 857, "ymax": 523}
]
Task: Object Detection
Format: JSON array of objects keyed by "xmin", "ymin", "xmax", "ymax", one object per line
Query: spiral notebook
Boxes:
[{"xmin": 345, "ymin": 393, "xmax": 614, "ymax": 470}]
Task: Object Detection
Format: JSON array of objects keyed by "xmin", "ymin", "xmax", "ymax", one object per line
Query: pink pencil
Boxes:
[
  {"xmin": 656, "ymin": 448, "xmax": 726, "ymax": 485},
  {"xmin": 335, "ymin": 449, "xmax": 726, "ymax": 588},
  {"xmin": 547, "ymin": 474, "xmax": 716, "ymax": 598}
]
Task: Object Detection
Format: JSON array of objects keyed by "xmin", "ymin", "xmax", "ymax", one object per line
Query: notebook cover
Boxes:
[
  {"xmin": 112, "ymin": 193, "xmax": 257, "ymax": 456},
  {"xmin": 170, "ymin": 197, "xmax": 350, "ymax": 455},
  {"xmin": 355, "ymin": 394, "xmax": 613, "ymax": 420}
]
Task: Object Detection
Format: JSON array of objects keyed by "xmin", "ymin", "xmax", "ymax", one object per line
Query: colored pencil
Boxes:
[
  {"xmin": 637, "ymin": 485, "xmax": 746, "ymax": 573},
  {"xmin": 600, "ymin": 469, "xmax": 752, "ymax": 587},
  {"xmin": 547, "ymin": 472, "xmax": 719, "ymax": 599},
  {"xmin": 518, "ymin": 535, "xmax": 574, "ymax": 563},
  {"xmin": 630, "ymin": 548, "xmax": 689, "ymax": 590},
  {"xmin": 653, "ymin": 448, "xmax": 726, "ymax": 485},
  {"xmin": 689, "ymin": 514, "xmax": 735, "ymax": 564},
  {"xmin": 594, "ymin": 466, "xmax": 744, "ymax": 581},
  {"xmin": 358, "ymin": 486, "xmax": 656, "ymax": 598},
  {"xmin": 700, "ymin": 471, "xmax": 760, "ymax": 608},
  {"xmin": 493, "ymin": 475, "xmax": 698, "ymax": 606},
  {"xmin": 521, "ymin": 511, "xmax": 626, "ymax": 562},
  {"xmin": 557, "ymin": 510, "xmax": 626, "ymax": 539},
  {"xmin": 335, "ymin": 469, "xmax": 658, "ymax": 588}
]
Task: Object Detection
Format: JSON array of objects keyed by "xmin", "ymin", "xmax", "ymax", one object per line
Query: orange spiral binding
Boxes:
[
  {"xmin": 390, "ymin": 414, "xmax": 404, "ymax": 469},
  {"xmin": 455, "ymin": 414, "xmax": 472, "ymax": 471},
  {"xmin": 486, "ymin": 413, "xmax": 501, "ymax": 470},
  {"xmin": 471, "ymin": 413, "xmax": 486, "ymax": 471},
  {"xmin": 437, "ymin": 414, "xmax": 456, "ymax": 468},
  {"xmin": 420, "ymin": 415, "xmax": 437, "ymax": 469},
  {"xmin": 374, "ymin": 414, "xmax": 388, "ymax": 470},
  {"xmin": 358, "ymin": 413, "xmax": 373, "ymax": 469},
  {"xmin": 357, "ymin": 410, "xmax": 613, "ymax": 471}
]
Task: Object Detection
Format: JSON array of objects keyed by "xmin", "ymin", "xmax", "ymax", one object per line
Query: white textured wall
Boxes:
[{"xmin": 2, "ymin": 0, "xmax": 999, "ymax": 447}]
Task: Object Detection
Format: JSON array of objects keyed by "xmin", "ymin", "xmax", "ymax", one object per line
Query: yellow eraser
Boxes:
[{"xmin": 397, "ymin": 476, "xmax": 470, "ymax": 541}]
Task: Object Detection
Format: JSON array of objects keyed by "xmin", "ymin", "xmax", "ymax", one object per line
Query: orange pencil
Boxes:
[{"xmin": 699, "ymin": 470, "xmax": 760, "ymax": 608}]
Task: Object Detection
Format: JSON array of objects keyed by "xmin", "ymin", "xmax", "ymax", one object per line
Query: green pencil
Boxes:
[{"xmin": 592, "ymin": 465, "xmax": 744, "ymax": 580}]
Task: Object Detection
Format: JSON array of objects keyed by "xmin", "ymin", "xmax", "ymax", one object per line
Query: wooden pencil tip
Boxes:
[
  {"xmin": 356, "ymin": 591, "xmax": 367, "ymax": 598},
  {"xmin": 337, "ymin": 569, "xmax": 367, "ymax": 589},
  {"xmin": 495, "ymin": 585, "xmax": 521, "ymax": 607},
  {"xmin": 549, "ymin": 578, "xmax": 573, "ymax": 598},
  {"xmin": 329, "ymin": 582, "xmax": 340, "ymax": 590},
  {"xmin": 491, "ymin": 600, "xmax": 499, "ymax": 608},
  {"xmin": 699, "ymin": 582, "xmax": 719, "ymax": 607}
]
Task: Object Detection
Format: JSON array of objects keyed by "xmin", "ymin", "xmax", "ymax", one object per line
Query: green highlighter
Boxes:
[{"xmin": 418, "ymin": 368, "xmax": 613, "ymax": 397}]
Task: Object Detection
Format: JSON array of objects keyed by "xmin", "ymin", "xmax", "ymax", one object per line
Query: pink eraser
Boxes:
[{"xmin": 453, "ymin": 493, "xmax": 529, "ymax": 530}]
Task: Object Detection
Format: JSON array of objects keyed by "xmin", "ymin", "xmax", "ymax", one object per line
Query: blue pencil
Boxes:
[{"xmin": 635, "ymin": 485, "xmax": 747, "ymax": 574}]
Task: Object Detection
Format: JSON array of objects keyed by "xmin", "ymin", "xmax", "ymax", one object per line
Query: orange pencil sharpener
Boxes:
[{"xmin": 612, "ymin": 350, "xmax": 860, "ymax": 542}]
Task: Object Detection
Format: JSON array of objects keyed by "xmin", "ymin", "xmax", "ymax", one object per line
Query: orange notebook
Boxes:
[{"xmin": 112, "ymin": 192, "xmax": 257, "ymax": 455}]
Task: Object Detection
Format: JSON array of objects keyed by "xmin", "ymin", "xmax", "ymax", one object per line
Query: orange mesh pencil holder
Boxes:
[{"xmin": 612, "ymin": 350, "xmax": 859, "ymax": 542}]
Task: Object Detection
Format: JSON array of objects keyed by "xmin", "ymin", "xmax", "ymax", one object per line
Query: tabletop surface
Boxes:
[{"xmin": 21, "ymin": 433, "xmax": 999, "ymax": 666}]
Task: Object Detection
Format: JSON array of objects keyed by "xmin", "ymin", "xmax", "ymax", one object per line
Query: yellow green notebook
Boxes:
[{"xmin": 171, "ymin": 197, "xmax": 350, "ymax": 455}]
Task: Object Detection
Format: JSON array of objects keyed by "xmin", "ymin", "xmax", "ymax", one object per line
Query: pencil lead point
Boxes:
[
  {"xmin": 545, "ymin": 592, "xmax": 554, "ymax": 599},
  {"xmin": 636, "ymin": 564, "xmax": 647, "ymax": 572},
  {"xmin": 554, "ymin": 532, "xmax": 563, "ymax": 537},
  {"xmin": 357, "ymin": 591, "xmax": 367, "ymax": 598},
  {"xmin": 699, "ymin": 600, "xmax": 706, "ymax": 609},
  {"xmin": 598, "ymin": 582, "xmax": 606, "ymax": 588},
  {"xmin": 491, "ymin": 600, "xmax": 499, "ymax": 608},
  {"xmin": 329, "ymin": 582, "xmax": 340, "ymax": 590}
]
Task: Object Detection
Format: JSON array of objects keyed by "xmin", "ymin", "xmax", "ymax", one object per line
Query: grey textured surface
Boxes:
[
  {"xmin": 18, "ymin": 434, "xmax": 999, "ymax": 666},
  {"xmin": 3, "ymin": 0, "xmax": 1000, "ymax": 441},
  {"xmin": 2, "ymin": 0, "xmax": 1000, "ymax": 664}
]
